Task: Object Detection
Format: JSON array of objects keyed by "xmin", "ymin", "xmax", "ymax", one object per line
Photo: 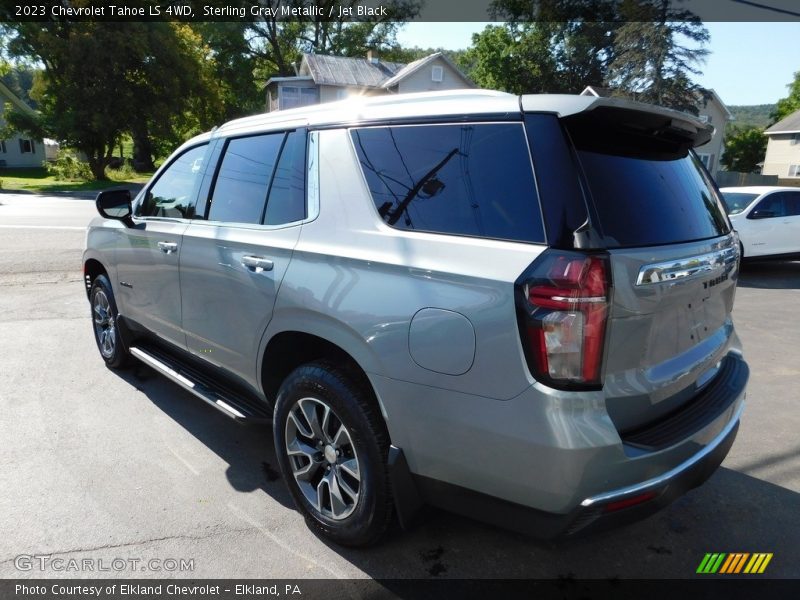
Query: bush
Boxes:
[
  {"xmin": 107, "ymin": 160, "xmax": 137, "ymax": 180},
  {"xmin": 45, "ymin": 152, "xmax": 93, "ymax": 181}
]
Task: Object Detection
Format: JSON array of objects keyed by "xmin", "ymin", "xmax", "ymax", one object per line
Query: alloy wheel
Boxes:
[
  {"xmin": 92, "ymin": 290, "xmax": 116, "ymax": 359},
  {"xmin": 285, "ymin": 397, "xmax": 361, "ymax": 520}
]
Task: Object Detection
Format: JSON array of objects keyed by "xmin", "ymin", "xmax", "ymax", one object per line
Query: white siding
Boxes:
[
  {"xmin": 695, "ymin": 99, "xmax": 727, "ymax": 177},
  {"xmin": 396, "ymin": 59, "xmax": 473, "ymax": 94},
  {"xmin": 318, "ymin": 85, "xmax": 387, "ymax": 103},
  {"xmin": 0, "ymin": 103, "xmax": 45, "ymax": 168},
  {"xmin": 762, "ymin": 134, "xmax": 800, "ymax": 177}
]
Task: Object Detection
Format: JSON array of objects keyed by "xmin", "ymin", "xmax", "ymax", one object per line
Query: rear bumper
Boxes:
[
  {"xmin": 565, "ymin": 402, "xmax": 741, "ymax": 536},
  {"xmin": 376, "ymin": 351, "xmax": 747, "ymax": 538},
  {"xmin": 412, "ymin": 402, "xmax": 741, "ymax": 539}
]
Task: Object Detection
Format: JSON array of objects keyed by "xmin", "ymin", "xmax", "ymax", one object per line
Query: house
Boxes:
[
  {"xmin": 266, "ymin": 51, "xmax": 475, "ymax": 112},
  {"xmin": 762, "ymin": 108, "xmax": 800, "ymax": 179},
  {"xmin": 580, "ymin": 86, "xmax": 733, "ymax": 177},
  {"xmin": 0, "ymin": 79, "xmax": 46, "ymax": 168}
]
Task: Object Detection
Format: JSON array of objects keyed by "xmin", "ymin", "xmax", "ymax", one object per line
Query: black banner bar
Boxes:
[
  {"xmin": 2, "ymin": 0, "xmax": 800, "ymax": 23},
  {"xmin": 3, "ymin": 579, "xmax": 800, "ymax": 600}
]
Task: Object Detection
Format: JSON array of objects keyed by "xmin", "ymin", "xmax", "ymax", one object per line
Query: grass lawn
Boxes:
[{"xmin": 0, "ymin": 167, "xmax": 153, "ymax": 193}]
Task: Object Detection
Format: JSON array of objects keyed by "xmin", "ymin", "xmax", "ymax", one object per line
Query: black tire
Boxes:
[
  {"xmin": 273, "ymin": 361, "xmax": 393, "ymax": 547},
  {"xmin": 89, "ymin": 274, "xmax": 132, "ymax": 369}
]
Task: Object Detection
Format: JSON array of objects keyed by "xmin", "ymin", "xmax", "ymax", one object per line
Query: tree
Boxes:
[
  {"xmin": 461, "ymin": 24, "xmax": 558, "ymax": 94},
  {"xmin": 192, "ymin": 22, "xmax": 265, "ymax": 121},
  {"xmin": 1, "ymin": 18, "xmax": 224, "ymax": 178},
  {"xmin": 463, "ymin": 1, "xmax": 618, "ymax": 94},
  {"xmin": 772, "ymin": 70, "xmax": 800, "ymax": 123},
  {"xmin": 243, "ymin": 0, "xmax": 422, "ymax": 77},
  {"xmin": 125, "ymin": 24, "xmax": 225, "ymax": 171},
  {"xmin": 720, "ymin": 126, "xmax": 768, "ymax": 174},
  {"xmin": 3, "ymin": 21, "xmax": 146, "ymax": 179},
  {"xmin": 607, "ymin": 0, "xmax": 709, "ymax": 114}
]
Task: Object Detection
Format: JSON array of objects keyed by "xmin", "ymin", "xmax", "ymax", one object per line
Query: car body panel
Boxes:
[
  {"xmin": 112, "ymin": 219, "xmax": 189, "ymax": 349},
  {"xmin": 603, "ymin": 234, "xmax": 740, "ymax": 431},
  {"xmin": 179, "ymin": 221, "xmax": 302, "ymax": 384}
]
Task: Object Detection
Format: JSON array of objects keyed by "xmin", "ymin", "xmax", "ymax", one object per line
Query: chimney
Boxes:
[{"xmin": 367, "ymin": 50, "xmax": 378, "ymax": 64}]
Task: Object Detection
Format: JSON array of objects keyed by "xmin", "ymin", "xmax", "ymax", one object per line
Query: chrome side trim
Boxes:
[
  {"xmin": 580, "ymin": 401, "xmax": 744, "ymax": 508},
  {"xmin": 636, "ymin": 246, "xmax": 738, "ymax": 286}
]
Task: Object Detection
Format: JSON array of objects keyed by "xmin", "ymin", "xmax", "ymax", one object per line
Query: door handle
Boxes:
[
  {"xmin": 157, "ymin": 241, "xmax": 178, "ymax": 254},
  {"xmin": 241, "ymin": 255, "xmax": 274, "ymax": 272}
]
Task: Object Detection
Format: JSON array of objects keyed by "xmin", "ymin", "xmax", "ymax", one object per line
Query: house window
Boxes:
[
  {"xmin": 431, "ymin": 65, "xmax": 444, "ymax": 82},
  {"xmin": 0, "ymin": 140, "xmax": 6, "ymax": 153},
  {"xmin": 788, "ymin": 164, "xmax": 800, "ymax": 177},
  {"xmin": 697, "ymin": 153, "xmax": 715, "ymax": 171},
  {"xmin": 279, "ymin": 86, "xmax": 318, "ymax": 110},
  {"xmin": 790, "ymin": 133, "xmax": 799, "ymax": 146},
  {"xmin": 19, "ymin": 139, "xmax": 34, "ymax": 153},
  {"xmin": 698, "ymin": 115, "xmax": 711, "ymax": 123},
  {"xmin": 336, "ymin": 88, "xmax": 348, "ymax": 100}
]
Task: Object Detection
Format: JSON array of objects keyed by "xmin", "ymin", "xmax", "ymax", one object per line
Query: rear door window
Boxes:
[
  {"xmin": 350, "ymin": 123, "xmax": 545, "ymax": 244},
  {"xmin": 752, "ymin": 193, "xmax": 786, "ymax": 218},
  {"xmin": 208, "ymin": 133, "xmax": 284, "ymax": 224},
  {"xmin": 786, "ymin": 192, "xmax": 800, "ymax": 216},
  {"xmin": 264, "ymin": 130, "xmax": 306, "ymax": 225}
]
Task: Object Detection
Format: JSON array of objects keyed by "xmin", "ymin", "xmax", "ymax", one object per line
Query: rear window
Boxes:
[
  {"xmin": 575, "ymin": 149, "xmax": 731, "ymax": 248},
  {"xmin": 350, "ymin": 123, "xmax": 545, "ymax": 244}
]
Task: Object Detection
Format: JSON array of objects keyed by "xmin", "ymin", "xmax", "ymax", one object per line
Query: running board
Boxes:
[{"xmin": 130, "ymin": 346, "xmax": 272, "ymax": 423}]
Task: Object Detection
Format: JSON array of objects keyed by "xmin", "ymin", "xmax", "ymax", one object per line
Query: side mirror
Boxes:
[
  {"xmin": 96, "ymin": 189, "xmax": 133, "ymax": 227},
  {"xmin": 747, "ymin": 209, "xmax": 775, "ymax": 220}
]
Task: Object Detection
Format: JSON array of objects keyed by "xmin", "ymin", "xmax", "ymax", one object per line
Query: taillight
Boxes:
[{"xmin": 515, "ymin": 250, "xmax": 611, "ymax": 390}]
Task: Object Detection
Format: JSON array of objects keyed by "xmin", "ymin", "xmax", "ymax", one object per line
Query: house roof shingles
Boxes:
[
  {"xmin": 765, "ymin": 109, "xmax": 800, "ymax": 135},
  {"xmin": 303, "ymin": 54, "xmax": 405, "ymax": 88}
]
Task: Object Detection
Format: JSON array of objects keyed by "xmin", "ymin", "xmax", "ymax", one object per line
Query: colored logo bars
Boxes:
[{"xmin": 696, "ymin": 553, "xmax": 773, "ymax": 574}]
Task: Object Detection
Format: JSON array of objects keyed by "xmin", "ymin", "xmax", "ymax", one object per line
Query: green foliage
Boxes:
[
  {"xmin": 727, "ymin": 105, "xmax": 776, "ymax": 132},
  {"xmin": 772, "ymin": 71, "xmax": 800, "ymax": 124},
  {"xmin": 1, "ymin": 18, "xmax": 226, "ymax": 179},
  {"xmin": 463, "ymin": 21, "xmax": 617, "ymax": 94},
  {"xmin": 242, "ymin": 0, "xmax": 422, "ymax": 76},
  {"xmin": 0, "ymin": 64, "xmax": 40, "ymax": 109},
  {"xmin": 465, "ymin": 0, "xmax": 620, "ymax": 95},
  {"xmin": 107, "ymin": 161, "xmax": 138, "ymax": 180},
  {"xmin": 607, "ymin": 0, "xmax": 709, "ymax": 114},
  {"xmin": 45, "ymin": 152, "xmax": 93, "ymax": 181},
  {"xmin": 720, "ymin": 126, "xmax": 768, "ymax": 174}
]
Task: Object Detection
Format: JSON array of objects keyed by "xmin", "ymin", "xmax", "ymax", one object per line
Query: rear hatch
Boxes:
[
  {"xmin": 521, "ymin": 98, "xmax": 740, "ymax": 436},
  {"xmin": 565, "ymin": 104, "xmax": 738, "ymax": 433}
]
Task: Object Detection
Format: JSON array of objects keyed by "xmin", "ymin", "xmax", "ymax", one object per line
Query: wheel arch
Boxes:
[
  {"xmin": 83, "ymin": 255, "xmax": 109, "ymax": 299},
  {"xmin": 258, "ymin": 316, "xmax": 389, "ymax": 425}
]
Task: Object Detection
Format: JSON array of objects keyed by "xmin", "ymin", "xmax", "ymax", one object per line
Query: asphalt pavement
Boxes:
[{"xmin": 0, "ymin": 192, "xmax": 798, "ymax": 580}]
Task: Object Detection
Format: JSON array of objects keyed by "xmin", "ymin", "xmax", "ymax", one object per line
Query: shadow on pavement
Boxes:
[
  {"xmin": 110, "ymin": 364, "xmax": 799, "ymax": 579},
  {"xmin": 114, "ymin": 363, "xmax": 294, "ymax": 510},
  {"xmin": 738, "ymin": 260, "xmax": 800, "ymax": 290}
]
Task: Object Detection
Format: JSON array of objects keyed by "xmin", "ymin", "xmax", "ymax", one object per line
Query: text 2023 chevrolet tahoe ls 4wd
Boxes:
[{"xmin": 84, "ymin": 91, "xmax": 747, "ymax": 546}]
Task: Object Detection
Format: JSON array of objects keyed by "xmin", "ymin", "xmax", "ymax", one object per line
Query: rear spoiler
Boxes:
[{"xmin": 520, "ymin": 94, "xmax": 713, "ymax": 149}]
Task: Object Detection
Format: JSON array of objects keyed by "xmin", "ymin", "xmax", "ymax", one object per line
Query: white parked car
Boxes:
[{"xmin": 720, "ymin": 186, "xmax": 800, "ymax": 259}]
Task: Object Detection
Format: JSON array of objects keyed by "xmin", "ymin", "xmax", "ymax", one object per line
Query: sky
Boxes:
[{"xmin": 395, "ymin": 22, "xmax": 800, "ymax": 106}]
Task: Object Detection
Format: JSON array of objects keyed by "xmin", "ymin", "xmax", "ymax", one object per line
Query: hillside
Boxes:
[{"xmin": 727, "ymin": 104, "xmax": 775, "ymax": 130}]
